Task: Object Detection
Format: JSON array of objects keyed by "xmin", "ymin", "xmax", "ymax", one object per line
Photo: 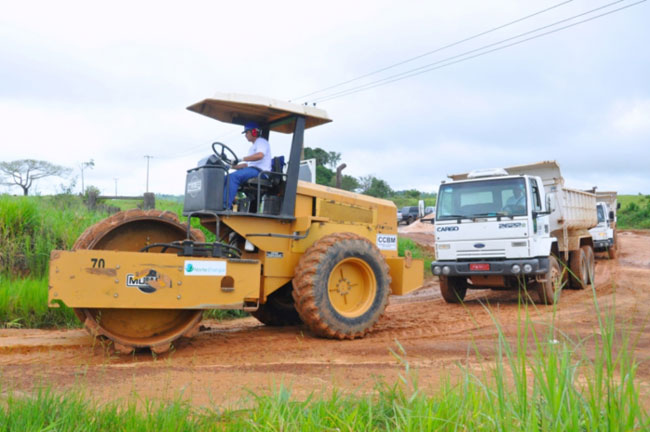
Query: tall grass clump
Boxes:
[
  {"xmin": 0, "ymin": 388, "xmax": 219, "ymax": 431},
  {"xmin": 0, "ymin": 194, "xmax": 110, "ymax": 278},
  {"xmin": 0, "ymin": 277, "xmax": 78, "ymax": 328},
  {"xmin": 0, "ymin": 194, "xmax": 111, "ymax": 328}
]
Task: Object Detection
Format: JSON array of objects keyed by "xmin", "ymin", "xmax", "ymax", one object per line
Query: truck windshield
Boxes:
[
  {"xmin": 597, "ymin": 205, "xmax": 606, "ymax": 223},
  {"xmin": 436, "ymin": 177, "xmax": 527, "ymax": 221}
]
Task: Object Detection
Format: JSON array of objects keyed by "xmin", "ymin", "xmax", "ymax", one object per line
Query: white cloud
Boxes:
[{"xmin": 611, "ymin": 99, "xmax": 650, "ymax": 136}]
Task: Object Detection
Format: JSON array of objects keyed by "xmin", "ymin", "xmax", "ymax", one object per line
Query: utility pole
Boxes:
[
  {"xmin": 79, "ymin": 159, "xmax": 94, "ymax": 194},
  {"xmin": 113, "ymin": 178, "xmax": 118, "ymax": 197},
  {"xmin": 144, "ymin": 155, "xmax": 153, "ymax": 193}
]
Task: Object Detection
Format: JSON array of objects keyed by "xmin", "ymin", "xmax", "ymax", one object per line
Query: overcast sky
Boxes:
[{"xmin": 1, "ymin": 0, "xmax": 648, "ymax": 197}]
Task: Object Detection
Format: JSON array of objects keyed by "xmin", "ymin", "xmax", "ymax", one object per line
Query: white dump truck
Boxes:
[
  {"xmin": 589, "ymin": 191, "xmax": 619, "ymax": 259},
  {"xmin": 431, "ymin": 161, "xmax": 598, "ymax": 304}
]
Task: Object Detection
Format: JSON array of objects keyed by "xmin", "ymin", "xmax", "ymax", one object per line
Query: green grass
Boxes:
[
  {"xmin": 0, "ymin": 195, "xmax": 111, "ymax": 278},
  {"xmin": 0, "ymin": 277, "xmax": 78, "ymax": 328},
  {"xmin": 618, "ymin": 194, "xmax": 650, "ymax": 229},
  {"xmin": 2, "ymin": 289, "xmax": 647, "ymax": 430},
  {"xmin": 399, "ymin": 237, "xmax": 433, "ymax": 275}
]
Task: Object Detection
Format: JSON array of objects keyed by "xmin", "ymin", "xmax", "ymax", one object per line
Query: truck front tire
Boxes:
[
  {"xmin": 439, "ymin": 276, "xmax": 468, "ymax": 303},
  {"xmin": 537, "ymin": 256, "xmax": 563, "ymax": 305},
  {"xmin": 607, "ymin": 233, "xmax": 618, "ymax": 259}
]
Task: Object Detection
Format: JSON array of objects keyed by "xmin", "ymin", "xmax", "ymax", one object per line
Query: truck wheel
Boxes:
[
  {"xmin": 439, "ymin": 276, "xmax": 467, "ymax": 303},
  {"xmin": 607, "ymin": 244, "xmax": 617, "ymax": 259},
  {"xmin": 607, "ymin": 233, "xmax": 618, "ymax": 259},
  {"xmin": 582, "ymin": 245, "xmax": 595, "ymax": 285},
  {"xmin": 251, "ymin": 282, "xmax": 302, "ymax": 326},
  {"xmin": 569, "ymin": 248, "xmax": 589, "ymax": 289},
  {"xmin": 292, "ymin": 232, "xmax": 391, "ymax": 340},
  {"xmin": 537, "ymin": 256, "xmax": 563, "ymax": 304}
]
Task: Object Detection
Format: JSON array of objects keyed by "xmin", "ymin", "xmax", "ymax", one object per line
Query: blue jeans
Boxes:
[{"xmin": 223, "ymin": 167, "xmax": 260, "ymax": 209}]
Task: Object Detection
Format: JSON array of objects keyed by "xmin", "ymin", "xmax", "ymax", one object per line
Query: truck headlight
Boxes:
[
  {"xmin": 523, "ymin": 264, "xmax": 533, "ymax": 274},
  {"xmin": 432, "ymin": 266, "xmax": 441, "ymax": 275},
  {"xmin": 442, "ymin": 266, "xmax": 451, "ymax": 275},
  {"xmin": 511, "ymin": 264, "xmax": 521, "ymax": 274}
]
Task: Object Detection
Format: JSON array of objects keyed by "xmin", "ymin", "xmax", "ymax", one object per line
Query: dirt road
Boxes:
[{"xmin": 1, "ymin": 229, "xmax": 649, "ymax": 407}]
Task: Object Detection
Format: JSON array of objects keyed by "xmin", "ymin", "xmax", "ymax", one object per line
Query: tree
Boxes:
[
  {"xmin": 405, "ymin": 189, "xmax": 420, "ymax": 199},
  {"xmin": 304, "ymin": 147, "xmax": 341, "ymax": 170},
  {"xmin": 0, "ymin": 159, "xmax": 71, "ymax": 196},
  {"xmin": 359, "ymin": 175, "xmax": 393, "ymax": 198},
  {"xmin": 326, "ymin": 151, "xmax": 341, "ymax": 170},
  {"xmin": 316, "ymin": 165, "xmax": 334, "ymax": 186},
  {"xmin": 304, "ymin": 147, "xmax": 330, "ymax": 167}
]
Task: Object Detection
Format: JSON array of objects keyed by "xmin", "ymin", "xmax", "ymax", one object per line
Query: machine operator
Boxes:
[{"xmin": 223, "ymin": 121, "xmax": 272, "ymax": 209}]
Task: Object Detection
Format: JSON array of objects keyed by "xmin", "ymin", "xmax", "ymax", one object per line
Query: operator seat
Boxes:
[{"xmin": 240, "ymin": 156, "xmax": 286, "ymax": 214}]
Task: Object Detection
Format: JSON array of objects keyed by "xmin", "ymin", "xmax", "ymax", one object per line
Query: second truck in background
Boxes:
[
  {"xmin": 589, "ymin": 191, "xmax": 619, "ymax": 259},
  {"xmin": 431, "ymin": 160, "xmax": 598, "ymax": 304}
]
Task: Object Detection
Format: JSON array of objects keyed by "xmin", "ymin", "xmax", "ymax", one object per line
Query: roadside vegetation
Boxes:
[
  {"xmin": 399, "ymin": 237, "xmax": 434, "ymax": 275},
  {"xmin": 2, "ymin": 293, "xmax": 646, "ymax": 430},
  {"xmin": 617, "ymin": 194, "xmax": 650, "ymax": 229}
]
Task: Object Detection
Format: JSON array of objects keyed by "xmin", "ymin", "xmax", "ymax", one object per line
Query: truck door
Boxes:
[{"xmin": 529, "ymin": 178, "xmax": 548, "ymax": 253}]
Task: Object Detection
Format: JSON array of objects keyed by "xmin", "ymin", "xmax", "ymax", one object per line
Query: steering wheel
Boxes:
[{"xmin": 211, "ymin": 142, "xmax": 239, "ymax": 167}]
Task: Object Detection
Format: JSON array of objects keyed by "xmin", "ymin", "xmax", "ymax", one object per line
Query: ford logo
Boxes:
[{"xmin": 474, "ymin": 243, "xmax": 486, "ymax": 249}]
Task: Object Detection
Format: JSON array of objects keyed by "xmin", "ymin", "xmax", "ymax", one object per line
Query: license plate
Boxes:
[{"xmin": 470, "ymin": 263, "xmax": 490, "ymax": 271}]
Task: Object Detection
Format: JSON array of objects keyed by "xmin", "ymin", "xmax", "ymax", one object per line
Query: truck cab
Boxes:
[{"xmin": 590, "ymin": 202, "xmax": 613, "ymax": 251}]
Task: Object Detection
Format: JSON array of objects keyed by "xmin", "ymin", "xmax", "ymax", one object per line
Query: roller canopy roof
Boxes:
[{"xmin": 187, "ymin": 92, "xmax": 332, "ymax": 134}]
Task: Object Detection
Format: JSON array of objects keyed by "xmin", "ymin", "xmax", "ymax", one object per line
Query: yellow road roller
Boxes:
[{"xmin": 48, "ymin": 93, "xmax": 423, "ymax": 354}]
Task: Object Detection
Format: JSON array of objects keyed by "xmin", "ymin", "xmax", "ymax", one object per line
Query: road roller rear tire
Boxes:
[
  {"xmin": 73, "ymin": 209, "xmax": 205, "ymax": 354},
  {"xmin": 292, "ymin": 232, "xmax": 390, "ymax": 340}
]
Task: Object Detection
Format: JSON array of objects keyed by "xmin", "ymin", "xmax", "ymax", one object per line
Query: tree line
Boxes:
[
  {"xmin": 1, "ymin": 153, "xmax": 431, "ymax": 200},
  {"xmin": 304, "ymin": 147, "xmax": 433, "ymax": 200}
]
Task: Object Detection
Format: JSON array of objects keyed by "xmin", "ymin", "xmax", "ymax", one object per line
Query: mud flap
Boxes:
[{"xmin": 385, "ymin": 253, "xmax": 424, "ymax": 295}]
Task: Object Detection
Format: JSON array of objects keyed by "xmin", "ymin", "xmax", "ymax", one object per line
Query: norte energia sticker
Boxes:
[{"xmin": 184, "ymin": 260, "xmax": 227, "ymax": 276}]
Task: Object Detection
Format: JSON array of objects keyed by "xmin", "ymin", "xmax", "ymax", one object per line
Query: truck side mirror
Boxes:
[
  {"xmin": 617, "ymin": 202, "xmax": 621, "ymax": 210},
  {"xmin": 546, "ymin": 195, "xmax": 554, "ymax": 213},
  {"xmin": 609, "ymin": 211, "xmax": 615, "ymax": 220}
]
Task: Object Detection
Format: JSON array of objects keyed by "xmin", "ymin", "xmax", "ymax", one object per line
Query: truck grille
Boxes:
[{"xmin": 457, "ymin": 249, "xmax": 506, "ymax": 259}]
